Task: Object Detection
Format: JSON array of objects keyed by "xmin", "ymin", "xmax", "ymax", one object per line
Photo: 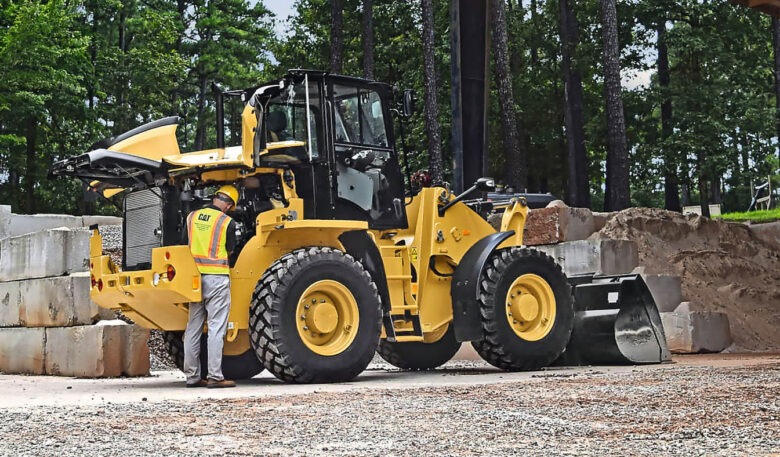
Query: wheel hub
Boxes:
[
  {"xmin": 505, "ymin": 273, "xmax": 556, "ymax": 341},
  {"xmin": 511, "ymin": 294, "xmax": 540, "ymax": 322},
  {"xmin": 296, "ymin": 280, "xmax": 359, "ymax": 356},
  {"xmin": 305, "ymin": 302, "xmax": 339, "ymax": 334}
]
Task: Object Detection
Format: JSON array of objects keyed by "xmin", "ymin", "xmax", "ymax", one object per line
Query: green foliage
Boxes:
[
  {"xmin": 0, "ymin": 0, "xmax": 778, "ymax": 216},
  {"xmin": 716, "ymin": 208, "xmax": 780, "ymax": 223}
]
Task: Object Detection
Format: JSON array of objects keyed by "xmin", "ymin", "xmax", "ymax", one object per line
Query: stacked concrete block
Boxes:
[
  {"xmin": 661, "ymin": 311, "xmax": 732, "ymax": 353},
  {"xmin": 524, "ymin": 206, "xmax": 596, "ymax": 246},
  {"xmin": 533, "ymin": 239, "xmax": 639, "ymax": 276},
  {"xmin": 0, "ymin": 228, "xmax": 90, "ymax": 282},
  {"xmin": 0, "ymin": 328, "xmax": 46, "ymax": 375},
  {"xmin": 0, "ymin": 223, "xmax": 149, "ymax": 377},
  {"xmin": 0, "ymin": 205, "xmax": 10, "ymax": 240},
  {"xmin": 2, "ymin": 209, "xmax": 122, "ymax": 240}
]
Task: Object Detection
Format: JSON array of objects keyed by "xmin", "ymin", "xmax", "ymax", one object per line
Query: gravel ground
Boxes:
[{"xmin": 0, "ymin": 360, "xmax": 777, "ymax": 456}]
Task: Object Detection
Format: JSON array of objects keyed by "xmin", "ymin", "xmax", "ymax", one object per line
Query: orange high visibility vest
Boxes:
[{"xmin": 187, "ymin": 207, "xmax": 232, "ymax": 275}]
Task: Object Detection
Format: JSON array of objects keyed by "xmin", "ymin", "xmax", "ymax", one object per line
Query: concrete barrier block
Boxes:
[
  {"xmin": 592, "ymin": 212, "xmax": 613, "ymax": 232},
  {"xmin": 0, "ymin": 327, "xmax": 45, "ymax": 374},
  {"xmin": 81, "ymin": 215, "xmax": 122, "ymax": 227},
  {"xmin": 96, "ymin": 320, "xmax": 150, "ymax": 376},
  {"xmin": 0, "ymin": 228, "xmax": 89, "ymax": 282},
  {"xmin": 0, "ymin": 281, "xmax": 22, "ymax": 327},
  {"xmin": 534, "ymin": 239, "xmax": 638, "ymax": 276},
  {"xmin": 0, "ymin": 205, "xmax": 10, "ymax": 240},
  {"xmin": 8, "ymin": 213, "xmax": 83, "ymax": 238},
  {"xmin": 45, "ymin": 324, "xmax": 123, "ymax": 377},
  {"xmin": 642, "ymin": 274, "xmax": 683, "ymax": 313},
  {"xmin": 122, "ymin": 323, "xmax": 151, "ymax": 376},
  {"xmin": 661, "ymin": 311, "xmax": 732, "ymax": 354},
  {"xmin": 524, "ymin": 207, "xmax": 596, "ymax": 246},
  {"xmin": 20, "ymin": 273, "xmax": 99, "ymax": 327}
]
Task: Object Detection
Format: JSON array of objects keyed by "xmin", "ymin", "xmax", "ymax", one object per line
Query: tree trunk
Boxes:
[
  {"xmin": 194, "ymin": 74, "xmax": 209, "ymax": 150},
  {"xmin": 559, "ymin": 0, "xmax": 590, "ymax": 208},
  {"xmin": 530, "ymin": 0, "xmax": 539, "ymax": 66},
  {"xmin": 330, "ymin": 0, "xmax": 344, "ymax": 74},
  {"xmin": 600, "ymin": 0, "xmax": 630, "ymax": 211},
  {"xmin": 773, "ymin": 17, "xmax": 780, "ymax": 163},
  {"xmin": 362, "ymin": 0, "xmax": 374, "ymax": 79},
  {"xmin": 658, "ymin": 23, "xmax": 680, "ymax": 212},
  {"xmin": 491, "ymin": 0, "xmax": 526, "ymax": 190},
  {"xmin": 24, "ymin": 117, "xmax": 38, "ymax": 214},
  {"xmin": 421, "ymin": 0, "xmax": 444, "ymax": 184}
]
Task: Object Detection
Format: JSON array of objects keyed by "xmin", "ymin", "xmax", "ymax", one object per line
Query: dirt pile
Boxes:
[{"xmin": 595, "ymin": 208, "xmax": 780, "ymax": 351}]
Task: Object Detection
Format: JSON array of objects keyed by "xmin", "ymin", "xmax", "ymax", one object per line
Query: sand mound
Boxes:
[{"xmin": 595, "ymin": 208, "xmax": 780, "ymax": 352}]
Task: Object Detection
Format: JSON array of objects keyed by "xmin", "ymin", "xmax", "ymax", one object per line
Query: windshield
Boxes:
[{"xmin": 266, "ymin": 77, "xmax": 321, "ymax": 159}]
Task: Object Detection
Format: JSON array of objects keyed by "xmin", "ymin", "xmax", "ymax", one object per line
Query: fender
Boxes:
[
  {"xmin": 338, "ymin": 230, "xmax": 397, "ymax": 341},
  {"xmin": 451, "ymin": 231, "xmax": 516, "ymax": 342}
]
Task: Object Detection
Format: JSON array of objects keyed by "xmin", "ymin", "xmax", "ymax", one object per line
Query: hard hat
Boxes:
[{"xmin": 215, "ymin": 184, "xmax": 239, "ymax": 205}]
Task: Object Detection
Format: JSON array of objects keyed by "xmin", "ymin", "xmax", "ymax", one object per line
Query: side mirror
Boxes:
[
  {"xmin": 402, "ymin": 89, "xmax": 416, "ymax": 117},
  {"xmin": 474, "ymin": 177, "xmax": 496, "ymax": 192}
]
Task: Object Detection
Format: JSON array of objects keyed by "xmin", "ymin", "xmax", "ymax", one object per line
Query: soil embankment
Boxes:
[{"xmin": 596, "ymin": 208, "xmax": 780, "ymax": 351}]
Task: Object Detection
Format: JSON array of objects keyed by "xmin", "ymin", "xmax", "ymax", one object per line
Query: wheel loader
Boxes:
[{"xmin": 50, "ymin": 70, "xmax": 669, "ymax": 383}]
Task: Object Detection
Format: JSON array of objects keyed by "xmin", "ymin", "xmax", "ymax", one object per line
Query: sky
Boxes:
[{"xmin": 264, "ymin": 0, "xmax": 295, "ymax": 36}]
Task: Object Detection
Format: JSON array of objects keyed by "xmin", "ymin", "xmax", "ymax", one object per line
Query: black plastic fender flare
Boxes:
[{"xmin": 451, "ymin": 231, "xmax": 516, "ymax": 342}]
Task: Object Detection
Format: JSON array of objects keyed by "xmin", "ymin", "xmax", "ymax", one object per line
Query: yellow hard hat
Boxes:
[{"xmin": 215, "ymin": 184, "xmax": 239, "ymax": 205}]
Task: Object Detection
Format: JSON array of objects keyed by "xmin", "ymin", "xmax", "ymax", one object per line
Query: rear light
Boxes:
[
  {"xmin": 91, "ymin": 275, "xmax": 97, "ymax": 288},
  {"xmin": 97, "ymin": 279, "xmax": 103, "ymax": 291},
  {"xmin": 165, "ymin": 251, "xmax": 171, "ymax": 260},
  {"xmin": 90, "ymin": 262, "xmax": 94, "ymax": 270},
  {"xmin": 167, "ymin": 266, "xmax": 176, "ymax": 281}
]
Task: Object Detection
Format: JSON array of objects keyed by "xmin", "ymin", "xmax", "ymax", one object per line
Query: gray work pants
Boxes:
[{"xmin": 184, "ymin": 274, "xmax": 231, "ymax": 383}]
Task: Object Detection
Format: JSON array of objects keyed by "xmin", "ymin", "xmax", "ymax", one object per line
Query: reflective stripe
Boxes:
[
  {"xmin": 186, "ymin": 213, "xmax": 194, "ymax": 244},
  {"xmin": 209, "ymin": 213, "xmax": 230, "ymax": 258},
  {"xmin": 192, "ymin": 255, "xmax": 229, "ymax": 266}
]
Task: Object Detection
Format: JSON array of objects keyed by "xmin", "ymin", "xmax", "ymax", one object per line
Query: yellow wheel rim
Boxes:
[
  {"xmin": 422, "ymin": 324, "xmax": 449, "ymax": 343},
  {"xmin": 296, "ymin": 280, "xmax": 359, "ymax": 356},
  {"xmin": 505, "ymin": 274, "xmax": 556, "ymax": 341}
]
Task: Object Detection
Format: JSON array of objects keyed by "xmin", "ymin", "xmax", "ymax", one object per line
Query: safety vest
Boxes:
[{"xmin": 187, "ymin": 207, "xmax": 232, "ymax": 275}]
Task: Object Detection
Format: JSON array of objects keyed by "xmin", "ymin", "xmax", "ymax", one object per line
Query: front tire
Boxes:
[
  {"xmin": 473, "ymin": 248, "xmax": 574, "ymax": 371},
  {"xmin": 249, "ymin": 247, "xmax": 382, "ymax": 383}
]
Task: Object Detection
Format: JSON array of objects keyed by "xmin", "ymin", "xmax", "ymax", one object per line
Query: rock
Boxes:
[
  {"xmin": 0, "ymin": 273, "xmax": 100, "ymax": 328},
  {"xmin": 545, "ymin": 199, "xmax": 568, "ymax": 208},
  {"xmin": 748, "ymin": 221, "xmax": 780, "ymax": 248},
  {"xmin": 534, "ymin": 239, "xmax": 639, "ymax": 276},
  {"xmin": 642, "ymin": 274, "xmax": 684, "ymax": 313},
  {"xmin": 524, "ymin": 207, "xmax": 596, "ymax": 246},
  {"xmin": 592, "ymin": 212, "xmax": 613, "ymax": 232},
  {"xmin": 660, "ymin": 311, "xmax": 733, "ymax": 353},
  {"xmin": 0, "ymin": 228, "xmax": 89, "ymax": 282},
  {"xmin": 0, "ymin": 327, "xmax": 46, "ymax": 374}
]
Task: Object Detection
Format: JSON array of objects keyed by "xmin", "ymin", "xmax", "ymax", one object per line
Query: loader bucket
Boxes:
[{"xmin": 557, "ymin": 274, "xmax": 671, "ymax": 365}]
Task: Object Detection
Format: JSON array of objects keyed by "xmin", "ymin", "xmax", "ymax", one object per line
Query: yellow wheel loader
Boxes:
[{"xmin": 50, "ymin": 70, "xmax": 669, "ymax": 383}]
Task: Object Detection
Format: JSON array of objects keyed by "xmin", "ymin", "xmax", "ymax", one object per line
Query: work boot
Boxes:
[
  {"xmin": 186, "ymin": 379, "xmax": 208, "ymax": 388},
  {"xmin": 207, "ymin": 379, "xmax": 236, "ymax": 389}
]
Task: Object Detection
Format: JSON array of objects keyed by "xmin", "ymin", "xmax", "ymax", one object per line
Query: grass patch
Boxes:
[{"xmin": 715, "ymin": 208, "xmax": 780, "ymax": 223}]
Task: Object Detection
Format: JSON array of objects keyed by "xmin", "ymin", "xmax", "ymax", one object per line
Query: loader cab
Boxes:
[{"xmin": 254, "ymin": 70, "xmax": 407, "ymax": 230}]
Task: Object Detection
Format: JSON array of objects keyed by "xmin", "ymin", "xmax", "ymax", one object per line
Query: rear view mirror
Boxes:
[
  {"xmin": 402, "ymin": 89, "xmax": 416, "ymax": 117},
  {"xmin": 474, "ymin": 177, "xmax": 496, "ymax": 192}
]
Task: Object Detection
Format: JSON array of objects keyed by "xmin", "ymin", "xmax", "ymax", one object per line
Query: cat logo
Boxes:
[{"xmin": 198, "ymin": 213, "xmax": 211, "ymax": 222}]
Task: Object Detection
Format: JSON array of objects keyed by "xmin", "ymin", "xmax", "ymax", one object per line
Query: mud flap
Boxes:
[{"xmin": 557, "ymin": 274, "xmax": 671, "ymax": 365}]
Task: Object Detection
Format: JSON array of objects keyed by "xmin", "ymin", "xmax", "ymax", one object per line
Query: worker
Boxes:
[{"xmin": 183, "ymin": 185, "xmax": 239, "ymax": 388}]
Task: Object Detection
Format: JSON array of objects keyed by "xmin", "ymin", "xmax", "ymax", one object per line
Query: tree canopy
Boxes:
[{"xmin": 0, "ymin": 0, "xmax": 776, "ymax": 214}]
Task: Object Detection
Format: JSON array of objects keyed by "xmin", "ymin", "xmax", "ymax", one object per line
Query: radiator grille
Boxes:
[{"xmin": 124, "ymin": 188, "xmax": 163, "ymax": 269}]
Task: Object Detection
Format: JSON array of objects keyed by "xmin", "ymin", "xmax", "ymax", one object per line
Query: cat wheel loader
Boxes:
[{"xmin": 50, "ymin": 70, "xmax": 669, "ymax": 383}]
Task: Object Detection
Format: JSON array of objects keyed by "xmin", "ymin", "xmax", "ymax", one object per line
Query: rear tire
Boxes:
[
  {"xmin": 249, "ymin": 247, "xmax": 382, "ymax": 383},
  {"xmin": 162, "ymin": 331, "xmax": 263, "ymax": 380},
  {"xmin": 377, "ymin": 325, "xmax": 461, "ymax": 370},
  {"xmin": 472, "ymin": 248, "xmax": 573, "ymax": 371}
]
